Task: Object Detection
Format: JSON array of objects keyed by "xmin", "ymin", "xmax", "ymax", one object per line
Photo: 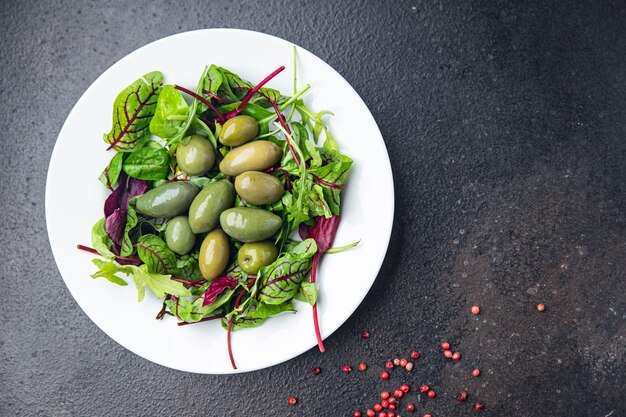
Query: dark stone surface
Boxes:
[{"xmin": 1, "ymin": 0, "xmax": 625, "ymax": 416}]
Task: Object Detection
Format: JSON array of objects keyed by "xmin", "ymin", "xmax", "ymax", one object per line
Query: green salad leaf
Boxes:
[
  {"xmin": 98, "ymin": 152, "xmax": 125, "ymax": 190},
  {"xmin": 294, "ymin": 281, "xmax": 318, "ymax": 306},
  {"xmin": 122, "ymin": 146, "xmax": 170, "ymax": 180},
  {"xmin": 149, "ymin": 85, "xmax": 189, "ymax": 139},
  {"xmin": 104, "ymin": 71, "xmax": 163, "ymax": 152},
  {"xmin": 119, "ymin": 205, "xmax": 138, "ymax": 257},
  {"xmin": 136, "ymin": 234, "xmax": 177, "ymax": 274},
  {"xmin": 91, "ymin": 218, "xmax": 115, "ymax": 260}
]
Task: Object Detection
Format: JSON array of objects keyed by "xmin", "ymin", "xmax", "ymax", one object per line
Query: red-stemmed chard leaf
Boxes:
[
  {"xmin": 299, "ymin": 215, "xmax": 342, "ymax": 352},
  {"xmin": 203, "ymin": 276, "xmax": 238, "ymax": 306}
]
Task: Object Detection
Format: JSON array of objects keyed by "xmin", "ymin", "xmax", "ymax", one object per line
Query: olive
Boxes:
[
  {"xmin": 219, "ymin": 140, "xmax": 283, "ymax": 176},
  {"xmin": 234, "ymin": 171, "xmax": 284, "ymax": 205},
  {"xmin": 237, "ymin": 241, "xmax": 278, "ymax": 274},
  {"xmin": 165, "ymin": 216, "xmax": 195, "ymax": 255},
  {"xmin": 219, "ymin": 207, "xmax": 283, "ymax": 242},
  {"xmin": 176, "ymin": 135, "xmax": 216, "ymax": 176},
  {"xmin": 198, "ymin": 229, "xmax": 230, "ymax": 281},
  {"xmin": 219, "ymin": 115, "xmax": 259, "ymax": 147},
  {"xmin": 135, "ymin": 182, "xmax": 199, "ymax": 218},
  {"xmin": 188, "ymin": 179, "xmax": 235, "ymax": 234}
]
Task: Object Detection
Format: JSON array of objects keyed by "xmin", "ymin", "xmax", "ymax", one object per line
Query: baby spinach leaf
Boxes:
[
  {"xmin": 257, "ymin": 239, "xmax": 318, "ymax": 305},
  {"xmin": 91, "ymin": 259, "xmax": 128, "ymax": 286},
  {"xmin": 119, "ymin": 205, "xmax": 138, "ymax": 257},
  {"xmin": 123, "ymin": 146, "xmax": 170, "ymax": 180},
  {"xmin": 136, "ymin": 234, "xmax": 176, "ymax": 274},
  {"xmin": 149, "ymin": 85, "xmax": 189, "ymax": 139},
  {"xmin": 294, "ymin": 281, "xmax": 318, "ymax": 306},
  {"xmin": 91, "ymin": 218, "xmax": 115, "ymax": 260},
  {"xmin": 98, "ymin": 152, "xmax": 125, "ymax": 190},
  {"xmin": 104, "ymin": 71, "xmax": 163, "ymax": 152}
]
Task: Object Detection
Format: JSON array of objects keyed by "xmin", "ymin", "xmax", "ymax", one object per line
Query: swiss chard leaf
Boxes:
[
  {"xmin": 257, "ymin": 239, "xmax": 318, "ymax": 305},
  {"xmin": 149, "ymin": 85, "xmax": 189, "ymax": 139},
  {"xmin": 294, "ymin": 281, "xmax": 318, "ymax": 306},
  {"xmin": 104, "ymin": 71, "xmax": 163, "ymax": 152},
  {"xmin": 175, "ymin": 255, "xmax": 203, "ymax": 281},
  {"xmin": 98, "ymin": 152, "xmax": 125, "ymax": 190},
  {"xmin": 203, "ymin": 276, "xmax": 238, "ymax": 306},
  {"xmin": 136, "ymin": 234, "xmax": 176, "ymax": 274},
  {"xmin": 123, "ymin": 146, "xmax": 170, "ymax": 180},
  {"xmin": 226, "ymin": 300, "xmax": 296, "ymax": 331},
  {"xmin": 91, "ymin": 218, "xmax": 115, "ymax": 260},
  {"xmin": 306, "ymin": 149, "xmax": 353, "ymax": 216}
]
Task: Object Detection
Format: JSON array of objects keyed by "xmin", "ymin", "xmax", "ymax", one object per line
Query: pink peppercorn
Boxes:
[
  {"xmin": 441, "ymin": 342, "xmax": 450, "ymax": 350},
  {"xmin": 411, "ymin": 351, "xmax": 420, "ymax": 359},
  {"xmin": 366, "ymin": 410, "xmax": 375, "ymax": 417},
  {"xmin": 444, "ymin": 350, "xmax": 453, "ymax": 358},
  {"xmin": 475, "ymin": 403, "xmax": 484, "ymax": 410},
  {"xmin": 427, "ymin": 390, "xmax": 436, "ymax": 398},
  {"xmin": 381, "ymin": 371, "xmax": 390, "ymax": 380},
  {"xmin": 471, "ymin": 305, "xmax": 480, "ymax": 315},
  {"xmin": 419, "ymin": 384, "xmax": 429, "ymax": 392},
  {"xmin": 400, "ymin": 384, "xmax": 410, "ymax": 393},
  {"xmin": 287, "ymin": 396, "xmax": 297, "ymax": 405},
  {"xmin": 385, "ymin": 361, "xmax": 394, "ymax": 369},
  {"xmin": 452, "ymin": 352, "xmax": 461, "ymax": 361},
  {"xmin": 342, "ymin": 365, "xmax": 352, "ymax": 373},
  {"xmin": 472, "ymin": 368, "xmax": 481, "ymax": 377},
  {"xmin": 406, "ymin": 403, "xmax": 415, "ymax": 412},
  {"xmin": 405, "ymin": 361, "xmax": 414, "ymax": 371},
  {"xmin": 374, "ymin": 403, "xmax": 382, "ymax": 412},
  {"xmin": 354, "ymin": 412, "xmax": 362, "ymax": 417},
  {"xmin": 400, "ymin": 358, "xmax": 408, "ymax": 367},
  {"xmin": 394, "ymin": 390, "xmax": 403, "ymax": 398},
  {"xmin": 388, "ymin": 404, "xmax": 396, "ymax": 411},
  {"xmin": 393, "ymin": 358, "xmax": 401, "ymax": 366},
  {"xmin": 358, "ymin": 362, "xmax": 367, "ymax": 372}
]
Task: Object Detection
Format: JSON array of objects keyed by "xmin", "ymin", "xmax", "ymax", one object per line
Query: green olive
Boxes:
[
  {"xmin": 234, "ymin": 171, "xmax": 284, "ymax": 205},
  {"xmin": 165, "ymin": 216, "xmax": 196, "ymax": 255},
  {"xmin": 176, "ymin": 135, "xmax": 216, "ymax": 175},
  {"xmin": 198, "ymin": 229, "xmax": 230, "ymax": 281},
  {"xmin": 219, "ymin": 140, "xmax": 283, "ymax": 176},
  {"xmin": 188, "ymin": 179, "xmax": 235, "ymax": 234},
  {"xmin": 219, "ymin": 115, "xmax": 259, "ymax": 146},
  {"xmin": 135, "ymin": 182, "xmax": 199, "ymax": 218},
  {"xmin": 237, "ymin": 241, "xmax": 278, "ymax": 274},
  {"xmin": 219, "ymin": 207, "xmax": 283, "ymax": 242}
]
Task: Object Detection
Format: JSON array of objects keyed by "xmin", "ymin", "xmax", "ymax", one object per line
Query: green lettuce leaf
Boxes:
[{"xmin": 136, "ymin": 234, "xmax": 177, "ymax": 274}]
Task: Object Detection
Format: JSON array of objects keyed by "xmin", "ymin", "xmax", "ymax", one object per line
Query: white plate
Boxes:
[{"xmin": 46, "ymin": 29, "xmax": 394, "ymax": 374}]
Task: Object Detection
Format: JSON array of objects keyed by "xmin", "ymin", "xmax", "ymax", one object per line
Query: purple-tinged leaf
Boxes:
[
  {"xmin": 299, "ymin": 215, "xmax": 341, "ymax": 255},
  {"xmin": 203, "ymin": 276, "xmax": 238, "ymax": 306},
  {"xmin": 105, "ymin": 208, "xmax": 125, "ymax": 246}
]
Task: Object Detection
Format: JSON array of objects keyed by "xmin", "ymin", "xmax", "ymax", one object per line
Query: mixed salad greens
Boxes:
[{"xmin": 79, "ymin": 48, "xmax": 355, "ymax": 368}]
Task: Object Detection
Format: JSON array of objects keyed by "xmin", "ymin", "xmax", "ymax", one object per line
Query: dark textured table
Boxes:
[{"xmin": 1, "ymin": 1, "xmax": 625, "ymax": 416}]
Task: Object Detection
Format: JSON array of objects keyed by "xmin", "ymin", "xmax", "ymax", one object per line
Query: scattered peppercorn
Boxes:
[
  {"xmin": 373, "ymin": 403, "xmax": 382, "ymax": 412},
  {"xmin": 394, "ymin": 389, "xmax": 404, "ymax": 398},
  {"xmin": 452, "ymin": 352, "xmax": 461, "ymax": 361},
  {"xmin": 406, "ymin": 403, "xmax": 415, "ymax": 413},
  {"xmin": 441, "ymin": 342, "xmax": 450, "ymax": 350},
  {"xmin": 378, "ymin": 413, "xmax": 386, "ymax": 417},
  {"xmin": 537, "ymin": 303, "xmax": 546, "ymax": 312},
  {"xmin": 387, "ymin": 412, "xmax": 395, "ymax": 417},
  {"xmin": 427, "ymin": 390, "xmax": 436, "ymax": 398},
  {"xmin": 406, "ymin": 361, "xmax": 414, "ymax": 371},
  {"xmin": 287, "ymin": 396, "xmax": 297, "ymax": 405},
  {"xmin": 354, "ymin": 412, "xmax": 362, "ymax": 417},
  {"xmin": 381, "ymin": 391, "xmax": 390, "ymax": 400},
  {"xmin": 385, "ymin": 361, "xmax": 394, "ymax": 369},
  {"xmin": 400, "ymin": 384, "xmax": 410, "ymax": 393},
  {"xmin": 361, "ymin": 331, "xmax": 371, "ymax": 339},
  {"xmin": 312, "ymin": 367, "xmax": 321, "ymax": 375},
  {"xmin": 393, "ymin": 358, "xmax": 401, "ymax": 366},
  {"xmin": 423, "ymin": 414, "xmax": 432, "ymax": 417},
  {"xmin": 471, "ymin": 305, "xmax": 481, "ymax": 315},
  {"xmin": 443, "ymin": 350, "xmax": 453, "ymax": 358},
  {"xmin": 381, "ymin": 371, "xmax": 390, "ymax": 380},
  {"xmin": 457, "ymin": 391, "xmax": 468, "ymax": 401},
  {"xmin": 388, "ymin": 397, "xmax": 396, "ymax": 405},
  {"xmin": 388, "ymin": 403, "xmax": 396, "ymax": 411},
  {"xmin": 381, "ymin": 399, "xmax": 389, "ymax": 408},
  {"xmin": 358, "ymin": 362, "xmax": 367, "ymax": 372},
  {"xmin": 366, "ymin": 410, "xmax": 375, "ymax": 417},
  {"xmin": 342, "ymin": 365, "xmax": 353, "ymax": 373},
  {"xmin": 411, "ymin": 351, "xmax": 420, "ymax": 359},
  {"xmin": 475, "ymin": 403, "xmax": 484, "ymax": 410},
  {"xmin": 420, "ymin": 384, "xmax": 430, "ymax": 392},
  {"xmin": 400, "ymin": 358, "xmax": 408, "ymax": 367},
  {"xmin": 472, "ymin": 368, "xmax": 481, "ymax": 377}
]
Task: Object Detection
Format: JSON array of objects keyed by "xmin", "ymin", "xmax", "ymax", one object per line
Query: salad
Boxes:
[{"xmin": 79, "ymin": 48, "xmax": 355, "ymax": 369}]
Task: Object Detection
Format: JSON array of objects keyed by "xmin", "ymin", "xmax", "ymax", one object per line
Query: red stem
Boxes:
[
  {"xmin": 228, "ymin": 279, "xmax": 257, "ymax": 369},
  {"xmin": 177, "ymin": 313, "xmax": 225, "ymax": 326},
  {"xmin": 171, "ymin": 276, "xmax": 206, "ymax": 288},
  {"xmin": 174, "ymin": 84, "xmax": 225, "ymax": 124},
  {"xmin": 224, "ymin": 66, "xmax": 285, "ymax": 119},
  {"xmin": 310, "ymin": 256, "xmax": 325, "ymax": 352},
  {"xmin": 76, "ymin": 244, "xmax": 138, "ymax": 262}
]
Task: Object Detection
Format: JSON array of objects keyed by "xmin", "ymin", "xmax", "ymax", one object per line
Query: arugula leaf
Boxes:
[
  {"xmin": 119, "ymin": 205, "xmax": 138, "ymax": 257},
  {"xmin": 294, "ymin": 281, "xmax": 318, "ymax": 306},
  {"xmin": 91, "ymin": 218, "xmax": 115, "ymax": 260},
  {"xmin": 307, "ymin": 149, "xmax": 353, "ymax": 216},
  {"xmin": 90, "ymin": 260, "xmax": 190, "ymax": 301},
  {"xmin": 149, "ymin": 85, "xmax": 189, "ymax": 139},
  {"xmin": 91, "ymin": 259, "xmax": 128, "ymax": 286},
  {"xmin": 122, "ymin": 146, "xmax": 170, "ymax": 180},
  {"xmin": 104, "ymin": 71, "xmax": 163, "ymax": 152},
  {"xmin": 295, "ymin": 100, "xmax": 338, "ymax": 151},
  {"xmin": 136, "ymin": 234, "xmax": 177, "ymax": 274},
  {"xmin": 257, "ymin": 239, "xmax": 318, "ymax": 305},
  {"xmin": 98, "ymin": 152, "xmax": 125, "ymax": 190}
]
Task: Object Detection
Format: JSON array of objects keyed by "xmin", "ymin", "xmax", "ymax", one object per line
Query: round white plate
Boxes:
[{"xmin": 46, "ymin": 29, "xmax": 394, "ymax": 374}]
